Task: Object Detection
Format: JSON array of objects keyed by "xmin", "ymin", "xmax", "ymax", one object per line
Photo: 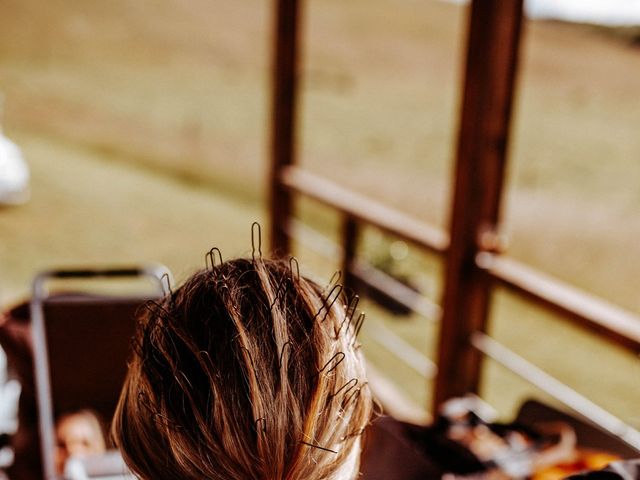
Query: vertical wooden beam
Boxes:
[
  {"xmin": 434, "ymin": 0, "xmax": 524, "ymax": 408},
  {"xmin": 269, "ymin": 0, "xmax": 302, "ymax": 256},
  {"xmin": 341, "ymin": 215, "xmax": 359, "ymax": 295}
]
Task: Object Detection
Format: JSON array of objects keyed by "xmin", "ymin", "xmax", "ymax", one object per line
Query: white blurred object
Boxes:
[
  {"xmin": 64, "ymin": 450, "xmax": 135, "ymax": 480},
  {"xmin": 0, "ymin": 95, "xmax": 30, "ymax": 206},
  {"xmin": 439, "ymin": 394, "xmax": 499, "ymax": 424},
  {"xmin": 526, "ymin": 0, "xmax": 640, "ymax": 27},
  {"xmin": 0, "ymin": 345, "xmax": 21, "ymax": 470},
  {"xmin": 0, "ymin": 346, "xmax": 20, "ymax": 436},
  {"xmin": 442, "ymin": 0, "xmax": 640, "ymax": 27},
  {"xmin": 0, "ymin": 134, "xmax": 30, "ymax": 205}
]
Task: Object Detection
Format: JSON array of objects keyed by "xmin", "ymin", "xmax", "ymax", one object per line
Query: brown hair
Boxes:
[{"xmin": 112, "ymin": 258, "xmax": 373, "ymax": 479}]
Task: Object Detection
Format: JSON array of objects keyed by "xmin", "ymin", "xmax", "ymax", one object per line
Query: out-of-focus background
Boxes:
[{"xmin": 0, "ymin": 0, "xmax": 638, "ymax": 426}]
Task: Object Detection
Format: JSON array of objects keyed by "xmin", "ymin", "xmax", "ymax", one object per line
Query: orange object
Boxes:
[{"xmin": 533, "ymin": 449, "xmax": 620, "ymax": 480}]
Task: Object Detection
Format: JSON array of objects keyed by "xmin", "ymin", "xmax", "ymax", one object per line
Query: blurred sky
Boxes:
[
  {"xmin": 447, "ymin": 0, "xmax": 640, "ymax": 26},
  {"xmin": 527, "ymin": 0, "xmax": 640, "ymax": 26}
]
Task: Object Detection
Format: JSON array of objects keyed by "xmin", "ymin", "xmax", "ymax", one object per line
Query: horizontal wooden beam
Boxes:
[
  {"xmin": 283, "ymin": 219, "xmax": 442, "ymax": 321},
  {"xmin": 285, "ymin": 210, "xmax": 640, "ymax": 353},
  {"xmin": 280, "ymin": 165, "xmax": 450, "ymax": 255},
  {"xmin": 477, "ymin": 253, "xmax": 640, "ymax": 353}
]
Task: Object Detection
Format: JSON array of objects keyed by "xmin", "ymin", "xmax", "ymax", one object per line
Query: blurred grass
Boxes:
[
  {"xmin": 0, "ymin": 133, "xmax": 265, "ymax": 300},
  {"xmin": 0, "ymin": 0, "xmax": 638, "ymax": 425}
]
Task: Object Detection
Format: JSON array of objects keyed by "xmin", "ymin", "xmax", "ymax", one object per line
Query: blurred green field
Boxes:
[{"xmin": 0, "ymin": 0, "xmax": 638, "ymax": 426}]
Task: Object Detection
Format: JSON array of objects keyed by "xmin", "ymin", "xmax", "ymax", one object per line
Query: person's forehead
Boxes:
[{"xmin": 57, "ymin": 416, "xmax": 95, "ymax": 436}]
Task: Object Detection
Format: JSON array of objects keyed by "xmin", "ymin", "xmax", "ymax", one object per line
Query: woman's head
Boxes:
[{"xmin": 112, "ymin": 257, "xmax": 372, "ymax": 480}]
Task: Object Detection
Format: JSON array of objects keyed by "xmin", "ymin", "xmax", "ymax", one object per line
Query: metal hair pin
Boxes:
[
  {"xmin": 340, "ymin": 428, "xmax": 366, "ymax": 441},
  {"xmin": 279, "ymin": 341, "xmax": 291, "ymax": 372},
  {"xmin": 137, "ymin": 391, "xmax": 183, "ymax": 430},
  {"xmin": 323, "ymin": 270, "xmax": 341, "ymax": 295},
  {"xmin": 205, "ymin": 247, "xmax": 223, "ymax": 272},
  {"xmin": 342, "ymin": 386, "xmax": 362, "ymax": 409},
  {"xmin": 352, "ymin": 312, "xmax": 366, "ymax": 341},
  {"xmin": 239, "ymin": 345, "xmax": 258, "ymax": 382},
  {"xmin": 289, "ymin": 256, "xmax": 300, "ymax": 282},
  {"xmin": 251, "ymin": 222, "xmax": 262, "ymax": 262},
  {"xmin": 317, "ymin": 352, "xmax": 345, "ymax": 375},
  {"xmin": 314, "ymin": 284, "xmax": 343, "ymax": 323},
  {"xmin": 178, "ymin": 370, "xmax": 194, "ymax": 390},
  {"xmin": 143, "ymin": 300, "xmax": 173, "ymax": 323},
  {"xmin": 329, "ymin": 378, "xmax": 358, "ymax": 401},
  {"xmin": 300, "ymin": 441, "xmax": 338, "ymax": 455},
  {"xmin": 160, "ymin": 273, "xmax": 174, "ymax": 298},
  {"xmin": 197, "ymin": 350, "xmax": 216, "ymax": 375},
  {"xmin": 137, "ymin": 313, "xmax": 166, "ymax": 365},
  {"xmin": 254, "ymin": 417, "xmax": 267, "ymax": 434},
  {"xmin": 336, "ymin": 294, "xmax": 359, "ymax": 337},
  {"xmin": 270, "ymin": 276, "xmax": 288, "ymax": 310}
]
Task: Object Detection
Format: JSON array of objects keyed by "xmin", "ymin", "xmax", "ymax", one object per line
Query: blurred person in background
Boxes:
[{"xmin": 54, "ymin": 409, "xmax": 106, "ymax": 475}]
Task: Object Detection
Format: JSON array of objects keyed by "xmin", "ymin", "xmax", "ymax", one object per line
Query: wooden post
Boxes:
[
  {"xmin": 269, "ymin": 0, "xmax": 301, "ymax": 256},
  {"xmin": 341, "ymin": 215, "xmax": 359, "ymax": 295},
  {"xmin": 434, "ymin": 0, "xmax": 524, "ymax": 408}
]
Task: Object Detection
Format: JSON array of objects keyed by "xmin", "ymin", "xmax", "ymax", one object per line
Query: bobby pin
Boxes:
[
  {"xmin": 173, "ymin": 373, "xmax": 192, "ymax": 414},
  {"xmin": 329, "ymin": 378, "xmax": 358, "ymax": 401},
  {"xmin": 279, "ymin": 341, "xmax": 291, "ymax": 371},
  {"xmin": 340, "ymin": 428, "xmax": 366, "ymax": 441},
  {"xmin": 137, "ymin": 391, "xmax": 157, "ymax": 416},
  {"xmin": 336, "ymin": 295, "xmax": 359, "ymax": 337},
  {"xmin": 254, "ymin": 417, "xmax": 267, "ymax": 433},
  {"xmin": 289, "ymin": 256, "xmax": 300, "ymax": 282},
  {"xmin": 239, "ymin": 345, "xmax": 258, "ymax": 382},
  {"xmin": 314, "ymin": 284, "xmax": 343, "ymax": 323},
  {"xmin": 196, "ymin": 350, "xmax": 219, "ymax": 382},
  {"xmin": 323, "ymin": 270, "xmax": 341, "ymax": 295},
  {"xmin": 154, "ymin": 412, "xmax": 183, "ymax": 430},
  {"xmin": 300, "ymin": 441, "xmax": 337, "ymax": 455},
  {"xmin": 160, "ymin": 273, "xmax": 174, "ymax": 299},
  {"xmin": 141, "ymin": 303, "xmax": 172, "ymax": 349},
  {"xmin": 251, "ymin": 222, "xmax": 262, "ymax": 262},
  {"xmin": 138, "ymin": 391, "xmax": 183, "ymax": 430},
  {"xmin": 205, "ymin": 247, "xmax": 223, "ymax": 272},
  {"xmin": 144, "ymin": 300, "xmax": 173, "ymax": 320},
  {"xmin": 198, "ymin": 350, "xmax": 213, "ymax": 364},
  {"xmin": 139, "ymin": 324, "xmax": 166, "ymax": 368},
  {"xmin": 270, "ymin": 276, "xmax": 288, "ymax": 310},
  {"xmin": 341, "ymin": 387, "xmax": 362, "ymax": 410},
  {"xmin": 352, "ymin": 312, "xmax": 366, "ymax": 341},
  {"xmin": 317, "ymin": 352, "xmax": 345, "ymax": 375},
  {"xmin": 178, "ymin": 370, "xmax": 194, "ymax": 390}
]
